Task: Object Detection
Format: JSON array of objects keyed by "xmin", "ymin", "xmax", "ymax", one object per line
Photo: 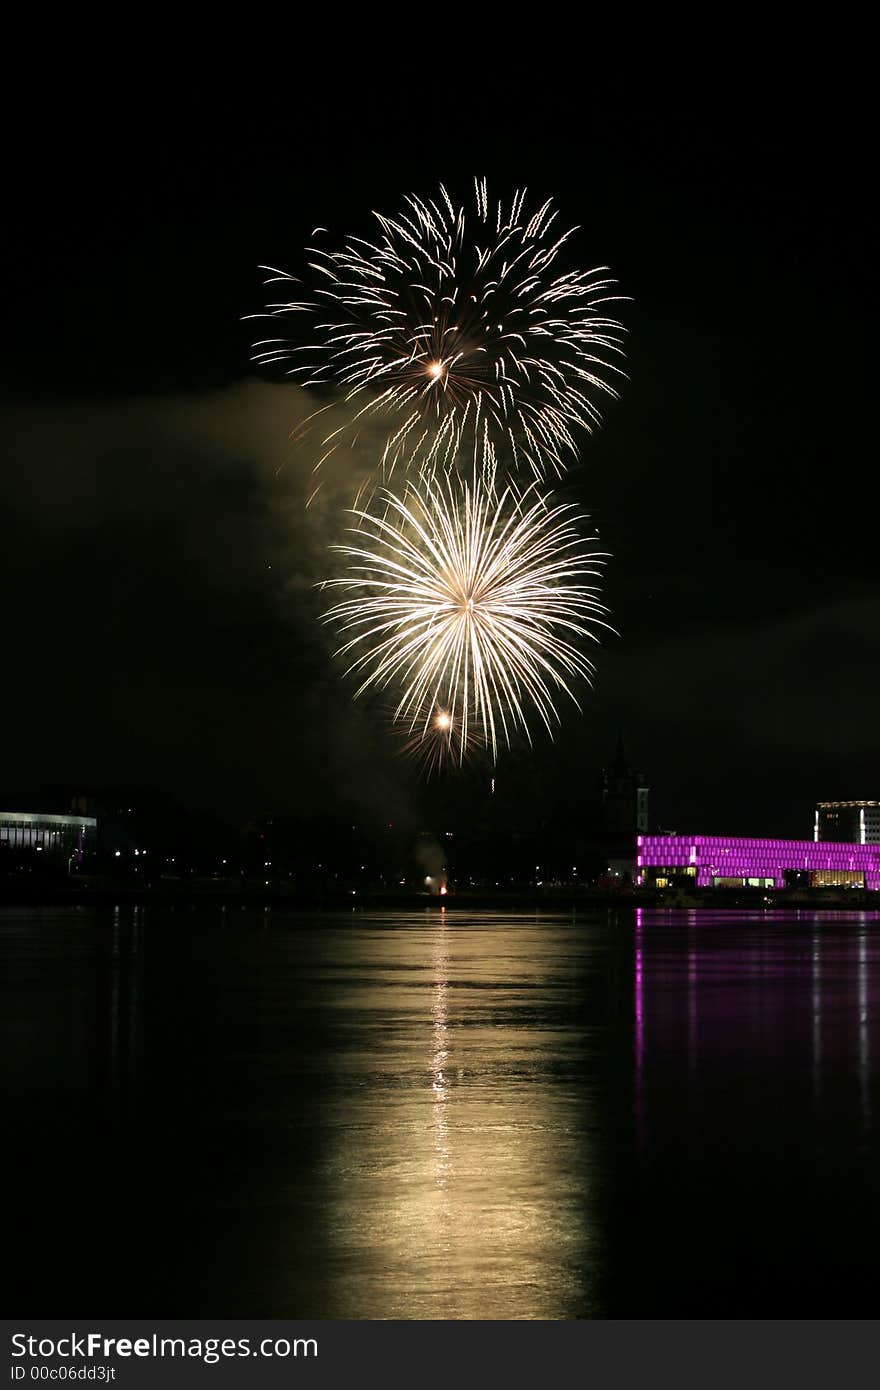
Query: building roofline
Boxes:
[
  {"xmin": 817, "ymin": 801, "xmax": 878, "ymax": 809},
  {"xmin": 1, "ymin": 811, "xmax": 97, "ymax": 827},
  {"xmin": 638, "ymin": 832, "xmax": 878, "ymax": 852}
]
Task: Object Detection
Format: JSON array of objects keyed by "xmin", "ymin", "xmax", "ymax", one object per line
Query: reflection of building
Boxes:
[
  {"xmin": 637, "ymin": 834, "xmax": 880, "ymax": 891},
  {"xmin": 815, "ymin": 801, "xmax": 880, "ymax": 845},
  {"xmin": 0, "ymin": 811, "xmax": 97, "ymax": 867}
]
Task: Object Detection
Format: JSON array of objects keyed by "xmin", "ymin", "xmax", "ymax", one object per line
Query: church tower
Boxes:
[{"xmin": 598, "ymin": 735, "xmax": 650, "ymax": 836}]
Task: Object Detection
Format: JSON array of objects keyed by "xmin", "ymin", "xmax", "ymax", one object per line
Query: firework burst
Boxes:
[
  {"xmin": 251, "ymin": 180, "xmax": 626, "ymax": 489},
  {"xmin": 323, "ymin": 473, "xmax": 614, "ymax": 763}
]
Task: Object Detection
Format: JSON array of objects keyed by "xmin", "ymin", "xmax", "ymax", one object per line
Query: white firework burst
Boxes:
[
  {"xmin": 323, "ymin": 472, "xmax": 614, "ymax": 765},
  {"xmin": 251, "ymin": 179, "xmax": 627, "ymax": 489}
]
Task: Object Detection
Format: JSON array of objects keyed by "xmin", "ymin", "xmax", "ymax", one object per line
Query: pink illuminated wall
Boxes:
[{"xmin": 636, "ymin": 834, "xmax": 880, "ymax": 891}]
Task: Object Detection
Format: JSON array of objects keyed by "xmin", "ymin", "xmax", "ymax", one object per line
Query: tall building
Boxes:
[
  {"xmin": 598, "ymin": 736, "xmax": 650, "ymax": 835},
  {"xmin": 815, "ymin": 801, "xmax": 880, "ymax": 845},
  {"xmin": 591, "ymin": 737, "xmax": 650, "ymax": 884}
]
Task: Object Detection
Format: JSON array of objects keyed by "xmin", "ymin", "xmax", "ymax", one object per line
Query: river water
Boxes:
[{"xmin": 4, "ymin": 905, "xmax": 880, "ymax": 1317}]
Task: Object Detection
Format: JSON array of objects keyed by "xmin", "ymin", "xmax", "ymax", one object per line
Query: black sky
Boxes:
[{"xmin": 2, "ymin": 57, "xmax": 877, "ymax": 840}]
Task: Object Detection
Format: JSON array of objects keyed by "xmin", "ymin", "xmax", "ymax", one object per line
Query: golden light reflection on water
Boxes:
[{"xmin": 318, "ymin": 913, "xmax": 602, "ymax": 1319}]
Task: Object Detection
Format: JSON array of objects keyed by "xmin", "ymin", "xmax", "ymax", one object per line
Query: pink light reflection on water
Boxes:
[{"xmin": 635, "ymin": 907, "xmax": 645, "ymax": 1153}]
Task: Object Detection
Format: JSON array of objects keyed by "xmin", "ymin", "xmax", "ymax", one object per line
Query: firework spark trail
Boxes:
[
  {"xmin": 400, "ymin": 704, "xmax": 482, "ymax": 778},
  {"xmin": 323, "ymin": 473, "xmax": 614, "ymax": 763},
  {"xmin": 250, "ymin": 179, "xmax": 627, "ymax": 489}
]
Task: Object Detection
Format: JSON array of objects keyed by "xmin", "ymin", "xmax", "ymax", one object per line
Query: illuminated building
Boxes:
[
  {"xmin": 636, "ymin": 834, "xmax": 880, "ymax": 891},
  {"xmin": 815, "ymin": 801, "xmax": 880, "ymax": 845},
  {"xmin": 0, "ymin": 810, "xmax": 96, "ymax": 867}
]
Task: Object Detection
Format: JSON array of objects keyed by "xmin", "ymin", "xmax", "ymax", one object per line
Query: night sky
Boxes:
[{"xmin": 2, "ymin": 60, "xmax": 877, "ymax": 843}]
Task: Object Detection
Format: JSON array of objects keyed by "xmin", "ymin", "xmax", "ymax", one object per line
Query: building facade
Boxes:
[
  {"xmin": 637, "ymin": 834, "xmax": 880, "ymax": 891},
  {"xmin": 815, "ymin": 801, "xmax": 880, "ymax": 845},
  {"xmin": 0, "ymin": 811, "xmax": 97, "ymax": 867}
]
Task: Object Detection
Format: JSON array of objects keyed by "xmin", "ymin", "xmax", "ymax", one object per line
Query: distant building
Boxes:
[
  {"xmin": 590, "ymin": 738, "xmax": 650, "ymax": 884},
  {"xmin": 637, "ymin": 833, "xmax": 880, "ymax": 891},
  {"xmin": 0, "ymin": 810, "xmax": 97, "ymax": 868},
  {"xmin": 598, "ymin": 736, "xmax": 650, "ymax": 836},
  {"xmin": 815, "ymin": 801, "xmax": 880, "ymax": 845}
]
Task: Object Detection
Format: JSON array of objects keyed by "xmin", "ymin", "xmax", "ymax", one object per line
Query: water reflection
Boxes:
[
  {"xmin": 5, "ymin": 904, "xmax": 880, "ymax": 1318},
  {"xmin": 634, "ymin": 907, "xmax": 645, "ymax": 1153},
  {"xmin": 430, "ymin": 923, "xmax": 451, "ymax": 1191},
  {"xmin": 318, "ymin": 913, "xmax": 605, "ymax": 1319},
  {"xmin": 617, "ymin": 907, "xmax": 880, "ymax": 1315},
  {"xmin": 813, "ymin": 919, "xmax": 823, "ymax": 1146},
  {"xmin": 859, "ymin": 919, "xmax": 871, "ymax": 1140},
  {"xmin": 687, "ymin": 916, "xmax": 698, "ymax": 1088},
  {"xmin": 632, "ymin": 911, "xmax": 880, "ymax": 1140}
]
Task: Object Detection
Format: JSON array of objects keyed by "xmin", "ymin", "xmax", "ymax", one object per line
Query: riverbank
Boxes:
[{"xmin": 1, "ymin": 877, "xmax": 878, "ymax": 912}]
